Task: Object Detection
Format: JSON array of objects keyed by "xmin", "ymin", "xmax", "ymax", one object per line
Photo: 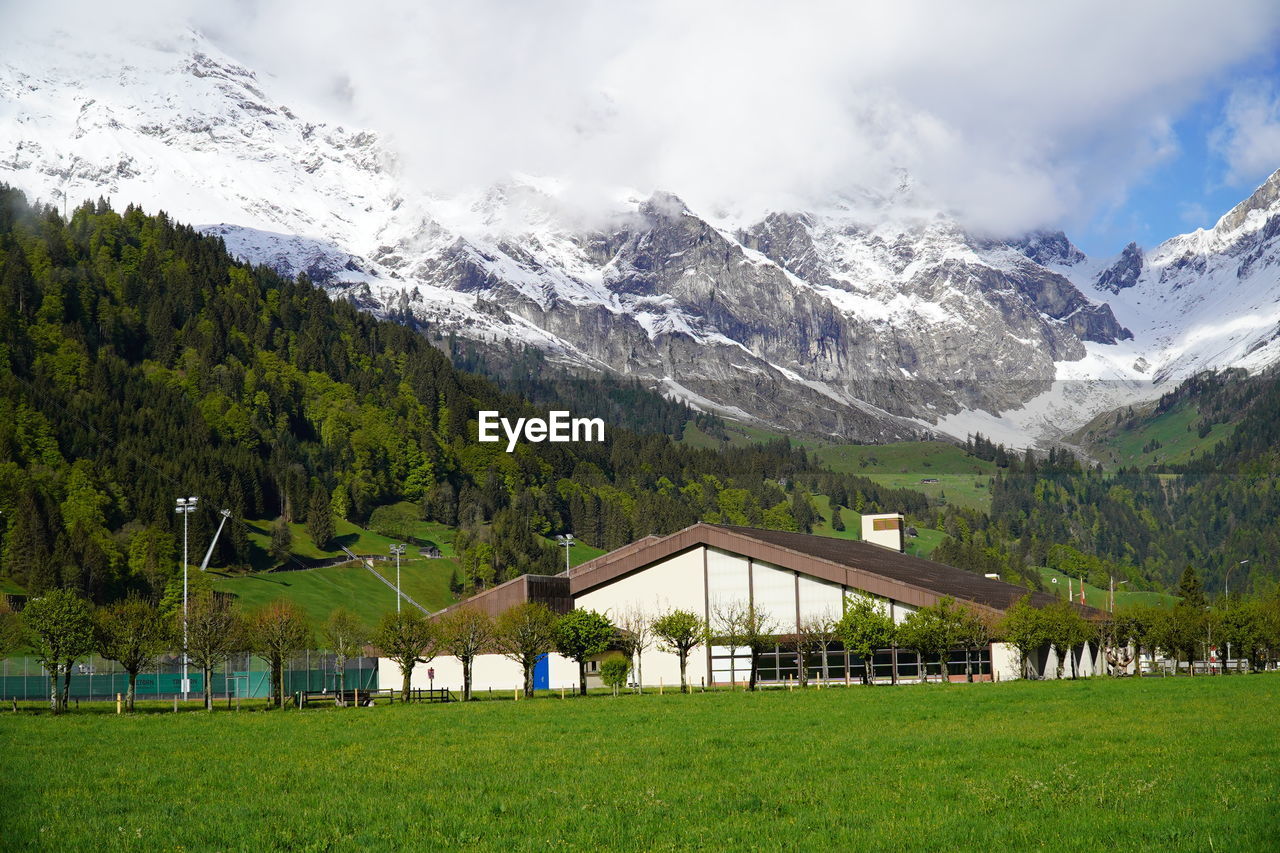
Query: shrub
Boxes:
[{"xmin": 600, "ymin": 657, "xmax": 631, "ymax": 695}]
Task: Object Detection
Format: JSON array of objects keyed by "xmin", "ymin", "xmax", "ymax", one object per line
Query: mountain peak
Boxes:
[{"xmin": 1215, "ymin": 168, "xmax": 1280, "ymax": 236}]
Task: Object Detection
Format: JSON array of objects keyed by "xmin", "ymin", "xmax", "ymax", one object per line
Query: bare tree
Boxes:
[
  {"xmin": 794, "ymin": 612, "xmax": 838, "ymax": 686},
  {"xmin": 247, "ymin": 600, "xmax": 311, "ymax": 708},
  {"xmin": 186, "ymin": 596, "xmax": 245, "ymax": 711},
  {"xmin": 614, "ymin": 607, "xmax": 651, "ymax": 692},
  {"xmin": 711, "ymin": 600, "xmax": 777, "ymax": 691},
  {"xmin": 322, "ymin": 607, "xmax": 367, "ymax": 704}
]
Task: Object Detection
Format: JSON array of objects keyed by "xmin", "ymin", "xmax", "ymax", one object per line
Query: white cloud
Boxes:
[
  {"xmin": 6, "ymin": 0, "xmax": 1280, "ymax": 235},
  {"xmin": 1211, "ymin": 82, "xmax": 1280, "ymax": 186}
]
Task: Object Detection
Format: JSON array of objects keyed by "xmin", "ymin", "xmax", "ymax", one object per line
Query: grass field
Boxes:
[{"xmin": 2, "ymin": 676, "xmax": 1277, "ymax": 850}]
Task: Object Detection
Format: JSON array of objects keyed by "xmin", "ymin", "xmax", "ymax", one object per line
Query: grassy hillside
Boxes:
[
  {"xmin": 5, "ymin": 677, "xmax": 1277, "ymax": 850},
  {"xmin": 1037, "ymin": 567, "xmax": 1180, "ymax": 610},
  {"xmin": 680, "ymin": 419, "xmax": 788, "ymax": 449},
  {"xmin": 210, "ymin": 558, "xmax": 458, "ymax": 627},
  {"xmin": 211, "ymin": 510, "xmax": 606, "ymax": 625},
  {"xmin": 683, "ymin": 426, "xmax": 998, "ymax": 513},
  {"xmin": 1074, "ymin": 400, "xmax": 1236, "ymax": 470},
  {"xmin": 810, "ymin": 494, "xmax": 946, "ymax": 558},
  {"xmin": 807, "ymin": 441, "xmax": 996, "ymax": 511}
]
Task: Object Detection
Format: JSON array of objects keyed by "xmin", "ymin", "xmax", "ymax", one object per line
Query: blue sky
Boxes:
[{"xmin": 1078, "ymin": 47, "xmax": 1280, "ymax": 257}]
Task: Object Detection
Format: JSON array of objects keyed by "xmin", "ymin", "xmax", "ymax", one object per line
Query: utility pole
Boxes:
[
  {"xmin": 556, "ymin": 533, "xmax": 575, "ymax": 573},
  {"xmin": 390, "ymin": 544, "xmax": 406, "ymax": 613},
  {"xmin": 175, "ymin": 496, "xmax": 199, "ymax": 703}
]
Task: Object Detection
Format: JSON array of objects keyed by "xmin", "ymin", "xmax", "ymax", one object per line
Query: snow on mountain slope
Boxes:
[
  {"xmin": 3, "ymin": 26, "xmax": 1277, "ymax": 448},
  {"xmin": 1087, "ymin": 171, "xmax": 1280, "ymax": 382}
]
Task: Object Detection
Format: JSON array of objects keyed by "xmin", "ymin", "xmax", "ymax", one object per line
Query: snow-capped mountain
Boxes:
[{"xmin": 4, "ymin": 28, "xmax": 1278, "ymax": 446}]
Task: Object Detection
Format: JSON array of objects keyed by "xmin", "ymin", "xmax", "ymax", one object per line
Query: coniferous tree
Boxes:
[
  {"xmin": 1178, "ymin": 566, "xmax": 1206, "ymax": 609},
  {"xmin": 270, "ymin": 516, "xmax": 293, "ymax": 563},
  {"xmin": 306, "ymin": 484, "xmax": 335, "ymax": 550}
]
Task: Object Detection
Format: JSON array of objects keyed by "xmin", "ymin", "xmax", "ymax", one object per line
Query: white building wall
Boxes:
[
  {"xmin": 992, "ymin": 642, "xmax": 1020, "ymax": 681},
  {"xmin": 797, "ymin": 574, "xmax": 843, "ymax": 623},
  {"xmin": 575, "ymin": 546, "xmax": 710, "ymax": 689},
  {"xmin": 752, "ymin": 560, "xmax": 797, "ymax": 631},
  {"xmin": 706, "ymin": 547, "xmax": 749, "ymax": 608},
  {"xmin": 380, "ymin": 652, "xmax": 588, "ymax": 695}
]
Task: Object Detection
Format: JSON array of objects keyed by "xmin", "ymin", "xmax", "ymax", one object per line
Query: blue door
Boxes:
[{"xmin": 533, "ymin": 653, "xmax": 549, "ymax": 691}]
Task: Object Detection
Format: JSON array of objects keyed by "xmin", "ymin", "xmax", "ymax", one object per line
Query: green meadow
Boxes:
[{"xmin": 2, "ymin": 675, "xmax": 1276, "ymax": 851}]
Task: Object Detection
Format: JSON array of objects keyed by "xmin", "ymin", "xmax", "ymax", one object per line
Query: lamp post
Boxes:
[
  {"xmin": 174, "ymin": 495, "xmax": 199, "ymax": 703},
  {"xmin": 1110, "ymin": 577, "xmax": 1129, "ymax": 612},
  {"xmin": 1227, "ymin": 560, "xmax": 1247, "ymax": 601},
  {"xmin": 556, "ymin": 534, "xmax": 575, "ymax": 573},
  {"xmin": 390, "ymin": 544, "xmax": 406, "ymax": 613}
]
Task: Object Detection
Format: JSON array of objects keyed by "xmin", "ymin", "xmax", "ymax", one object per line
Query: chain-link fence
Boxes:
[{"xmin": 0, "ymin": 652, "xmax": 379, "ymax": 701}]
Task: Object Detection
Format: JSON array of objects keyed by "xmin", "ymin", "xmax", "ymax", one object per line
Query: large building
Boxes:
[{"xmin": 381, "ymin": 521, "xmax": 1107, "ymax": 693}]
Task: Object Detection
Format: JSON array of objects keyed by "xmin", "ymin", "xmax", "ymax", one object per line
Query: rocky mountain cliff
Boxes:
[{"xmin": 4, "ymin": 28, "xmax": 1279, "ymax": 446}]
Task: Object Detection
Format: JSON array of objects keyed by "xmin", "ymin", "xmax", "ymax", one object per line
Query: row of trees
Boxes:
[
  {"xmin": 4, "ymin": 588, "xmax": 286, "ymax": 713},
  {"xmin": 1095, "ymin": 593, "xmax": 1280, "ymax": 677}
]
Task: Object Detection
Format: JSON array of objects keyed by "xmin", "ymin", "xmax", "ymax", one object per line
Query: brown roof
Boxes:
[
  {"xmin": 430, "ymin": 573, "xmax": 572, "ymax": 622},
  {"xmin": 569, "ymin": 523, "xmax": 1106, "ymax": 621}
]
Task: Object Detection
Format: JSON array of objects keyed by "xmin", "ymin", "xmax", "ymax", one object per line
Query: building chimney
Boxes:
[{"xmin": 861, "ymin": 513, "xmax": 905, "ymax": 553}]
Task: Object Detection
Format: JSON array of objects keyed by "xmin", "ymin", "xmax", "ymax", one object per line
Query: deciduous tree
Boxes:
[
  {"xmin": 794, "ymin": 613, "xmax": 838, "ymax": 686},
  {"xmin": 836, "ymin": 595, "xmax": 896, "ymax": 685},
  {"xmin": 614, "ymin": 607, "xmax": 651, "ymax": 692},
  {"xmin": 372, "ymin": 609, "xmax": 436, "ymax": 702},
  {"xmin": 600, "ymin": 657, "xmax": 630, "ymax": 696},
  {"xmin": 322, "ymin": 607, "xmax": 367, "ymax": 703},
  {"xmin": 269, "ymin": 515, "xmax": 293, "ymax": 563},
  {"xmin": 711, "ymin": 600, "xmax": 776, "ymax": 691},
  {"xmin": 494, "ymin": 602, "xmax": 558, "ymax": 698},
  {"xmin": 436, "ymin": 606, "xmax": 494, "ymax": 701},
  {"xmin": 186, "ymin": 595, "xmax": 244, "ymax": 710},
  {"xmin": 898, "ymin": 603, "xmax": 950, "ymax": 684},
  {"xmin": 248, "ymin": 599, "xmax": 311, "ymax": 708},
  {"xmin": 651, "ymin": 609, "xmax": 704, "ymax": 694},
  {"xmin": 554, "ymin": 609, "xmax": 615, "ymax": 696},
  {"xmin": 999, "ymin": 596, "xmax": 1048, "ymax": 680},
  {"xmin": 23, "ymin": 589, "xmax": 94, "ymax": 713},
  {"xmin": 95, "ymin": 596, "xmax": 171, "ymax": 712}
]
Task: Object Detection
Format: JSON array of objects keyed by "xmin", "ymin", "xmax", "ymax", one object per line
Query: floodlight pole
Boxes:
[
  {"xmin": 557, "ymin": 534, "xmax": 575, "ymax": 573},
  {"xmin": 390, "ymin": 544, "xmax": 407, "ymax": 613},
  {"xmin": 175, "ymin": 495, "xmax": 199, "ymax": 703}
]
